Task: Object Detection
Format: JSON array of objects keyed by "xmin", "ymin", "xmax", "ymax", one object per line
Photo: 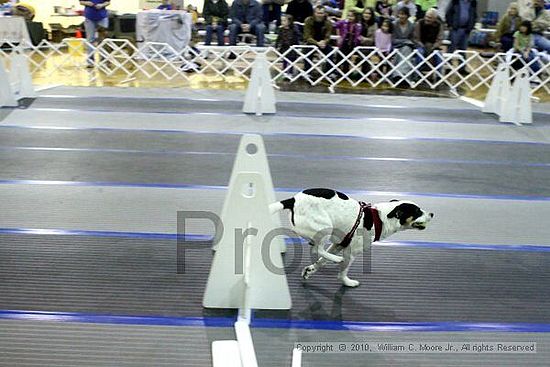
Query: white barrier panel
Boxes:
[
  {"xmin": 243, "ymin": 53, "xmax": 276, "ymax": 115},
  {"xmin": 482, "ymin": 63, "xmax": 510, "ymax": 116},
  {"xmin": 212, "ymin": 340, "xmax": 242, "ymax": 367},
  {"xmin": 11, "ymin": 51, "xmax": 37, "ymax": 99},
  {"xmin": 217, "ymin": 134, "xmax": 285, "ymax": 253},
  {"xmin": 499, "ymin": 68, "xmax": 532, "ymax": 125},
  {"xmin": 203, "ymin": 171, "xmax": 291, "ymax": 310},
  {"xmin": 291, "ymin": 348, "xmax": 303, "ymax": 367},
  {"xmin": 235, "ymin": 320, "xmax": 259, "ymax": 367},
  {"xmin": 0, "ymin": 59, "xmax": 18, "ymax": 107}
]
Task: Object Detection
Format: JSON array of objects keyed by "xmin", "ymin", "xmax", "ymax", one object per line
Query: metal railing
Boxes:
[{"xmin": 1, "ymin": 38, "xmax": 548, "ymax": 96}]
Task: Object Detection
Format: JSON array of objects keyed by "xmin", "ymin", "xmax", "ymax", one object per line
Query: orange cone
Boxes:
[{"xmin": 75, "ymin": 29, "xmax": 83, "ymax": 38}]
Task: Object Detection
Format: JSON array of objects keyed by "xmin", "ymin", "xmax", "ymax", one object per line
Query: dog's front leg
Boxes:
[
  {"xmin": 338, "ymin": 244, "xmax": 362, "ymax": 287},
  {"xmin": 302, "ymin": 243, "xmax": 343, "ymax": 280}
]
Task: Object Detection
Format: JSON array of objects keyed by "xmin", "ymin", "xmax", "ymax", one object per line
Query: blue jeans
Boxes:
[
  {"xmin": 205, "ymin": 24, "xmax": 225, "ymax": 46},
  {"xmin": 449, "ymin": 28, "xmax": 470, "ymax": 52},
  {"xmin": 533, "ymin": 34, "xmax": 550, "ymax": 53},
  {"xmin": 228, "ymin": 23, "xmax": 266, "ymax": 47},
  {"xmin": 84, "ymin": 17, "xmax": 109, "ymax": 64}
]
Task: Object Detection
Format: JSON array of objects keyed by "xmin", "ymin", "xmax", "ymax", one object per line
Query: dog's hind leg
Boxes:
[
  {"xmin": 338, "ymin": 245, "xmax": 362, "ymax": 287},
  {"xmin": 302, "ymin": 243, "xmax": 343, "ymax": 280}
]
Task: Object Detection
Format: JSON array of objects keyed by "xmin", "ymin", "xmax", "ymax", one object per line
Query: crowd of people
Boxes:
[{"xmin": 76, "ymin": 0, "xmax": 549, "ymax": 78}]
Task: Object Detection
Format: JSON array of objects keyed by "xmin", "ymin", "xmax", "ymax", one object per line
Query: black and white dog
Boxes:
[{"xmin": 269, "ymin": 188, "xmax": 434, "ymax": 287}]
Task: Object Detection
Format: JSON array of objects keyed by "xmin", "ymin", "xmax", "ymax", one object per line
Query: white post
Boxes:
[
  {"xmin": 482, "ymin": 63, "xmax": 510, "ymax": 116},
  {"xmin": 0, "ymin": 59, "xmax": 18, "ymax": 107},
  {"xmin": 11, "ymin": 49, "xmax": 37, "ymax": 99},
  {"xmin": 243, "ymin": 53, "xmax": 276, "ymax": 115},
  {"xmin": 499, "ymin": 68, "xmax": 532, "ymax": 125}
]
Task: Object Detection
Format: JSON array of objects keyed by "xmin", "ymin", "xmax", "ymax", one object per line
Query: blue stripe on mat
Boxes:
[
  {"xmin": 1, "ymin": 179, "xmax": 549, "ymax": 201},
  {"xmin": 2, "ymin": 310, "xmax": 550, "ymax": 332},
  {"xmin": 1, "ymin": 228, "xmax": 549, "ymax": 253}
]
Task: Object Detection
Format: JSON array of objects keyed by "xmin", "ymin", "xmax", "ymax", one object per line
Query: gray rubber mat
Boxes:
[
  {"xmin": 2, "ymin": 234, "xmax": 550, "ymax": 323},
  {"xmin": 1, "ymin": 128, "xmax": 549, "ymax": 164},
  {"xmin": 2, "ymin": 320, "xmax": 550, "ymax": 367},
  {"xmin": 0, "ymin": 320, "xmax": 233, "ymax": 367},
  {"xmin": 26, "ymin": 96, "xmax": 550, "ymax": 124},
  {"xmin": 1, "ymin": 146, "xmax": 549, "ymax": 197}
]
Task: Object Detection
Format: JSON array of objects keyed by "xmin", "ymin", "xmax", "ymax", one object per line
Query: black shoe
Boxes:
[{"xmin": 227, "ymin": 52, "xmax": 237, "ymax": 60}]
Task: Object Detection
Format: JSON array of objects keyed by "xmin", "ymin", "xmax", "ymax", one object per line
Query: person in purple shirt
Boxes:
[{"xmin": 80, "ymin": 0, "xmax": 110, "ymax": 67}]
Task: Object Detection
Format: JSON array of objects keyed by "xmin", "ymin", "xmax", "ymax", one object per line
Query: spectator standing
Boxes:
[
  {"xmin": 531, "ymin": 0, "xmax": 550, "ymax": 52},
  {"xmin": 303, "ymin": 5, "xmax": 334, "ymax": 73},
  {"xmin": 203, "ymin": 0, "xmax": 229, "ymax": 46},
  {"xmin": 495, "ymin": 2, "xmax": 522, "ymax": 52},
  {"xmin": 445, "ymin": 0, "xmax": 477, "ymax": 54},
  {"xmin": 80, "ymin": 0, "xmax": 110, "ymax": 67},
  {"xmin": 228, "ymin": 0, "xmax": 266, "ymax": 47}
]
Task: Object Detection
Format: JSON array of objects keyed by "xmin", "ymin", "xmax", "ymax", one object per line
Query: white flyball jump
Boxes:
[
  {"xmin": 243, "ymin": 53, "xmax": 276, "ymax": 116},
  {"xmin": 217, "ymin": 134, "xmax": 286, "ymax": 253},
  {"xmin": 0, "ymin": 48, "xmax": 36, "ymax": 107},
  {"xmin": 482, "ymin": 63, "xmax": 532, "ymax": 126},
  {"xmin": 499, "ymin": 68, "xmax": 532, "ymax": 125},
  {"xmin": 203, "ymin": 169, "xmax": 291, "ymax": 310},
  {"xmin": 482, "ymin": 63, "xmax": 510, "ymax": 116},
  {"xmin": 206, "ymin": 134, "xmax": 293, "ymax": 367}
]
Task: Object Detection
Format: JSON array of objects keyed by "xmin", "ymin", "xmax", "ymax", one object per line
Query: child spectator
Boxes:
[
  {"xmin": 512, "ymin": 20, "xmax": 541, "ymax": 73},
  {"xmin": 275, "ymin": 14, "xmax": 301, "ymax": 77},
  {"xmin": 495, "ymin": 2, "xmax": 522, "ymax": 52},
  {"xmin": 375, "ymin": 18, "xmax": 393, "ymax": 76},
  {"xmin": 335, "ymin": 11, "xmax": 363, "ymax": 73}
]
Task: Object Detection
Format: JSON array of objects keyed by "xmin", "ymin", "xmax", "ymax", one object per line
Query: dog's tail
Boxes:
[{"xmin": 269, "ymin": 198, "xmax": 295, "ymax": 215}]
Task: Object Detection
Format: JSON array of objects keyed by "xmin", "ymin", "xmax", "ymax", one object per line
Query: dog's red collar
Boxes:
[
  {"xmin": 339, "ymin": 202, "xmax": 382, "ymax": 247},
  {"xmin": 367, "ymin": 204, "xmax": 383, "ymax": 242}
]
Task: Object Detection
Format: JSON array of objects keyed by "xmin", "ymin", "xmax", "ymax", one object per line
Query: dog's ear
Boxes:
[
  {"xmin": 387, "ymin": 206, "xmax": 404, "ymax": 220},
  {"xmin": 388, "ymin": 203, "xmax": 422, "ymax": 225}
]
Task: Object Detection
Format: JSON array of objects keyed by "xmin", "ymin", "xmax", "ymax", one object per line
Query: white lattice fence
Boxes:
[{"xmin": 0, "ymin": 39, "xmax": 548, "ymax": 95}]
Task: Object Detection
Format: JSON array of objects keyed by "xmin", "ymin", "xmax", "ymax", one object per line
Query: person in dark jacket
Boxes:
[
  {"xmin": 228, "ymin": 0, "xmax": 266, "ymax": 47},
  {"xmin": 445, "ymin": 0, "xmax": 477, "ymax": 53},
  {"xmin": 203, "ymin": 0, "xmax": 229, "ymax": 45},
  {"xmin": 286, "ymin": 0, "xmax": 313, "ymax": 32}
]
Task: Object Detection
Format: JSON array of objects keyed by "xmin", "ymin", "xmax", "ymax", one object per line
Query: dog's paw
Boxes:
[
  {"xmin": 301, "ymin": 265, "xmax": 316, "ymax": 280},
  {"xmin": 341, "ymin": 277, "xmax": 360, "ymax": 287}
]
